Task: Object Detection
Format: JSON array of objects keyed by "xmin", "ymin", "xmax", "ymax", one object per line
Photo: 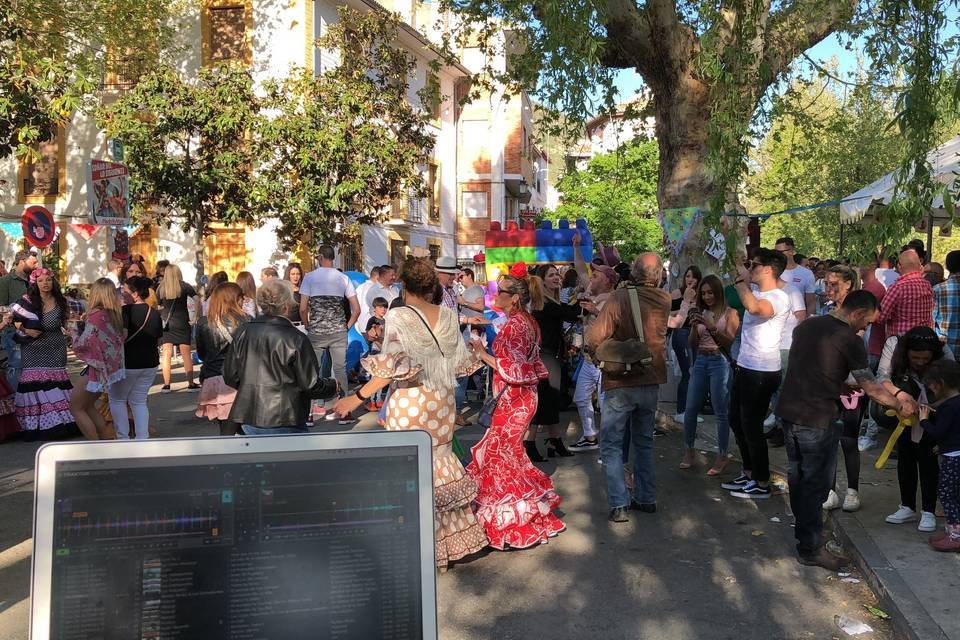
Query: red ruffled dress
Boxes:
[{"xmin": 467, "ymin": 312, "xmax": 565, "ymax": 549}]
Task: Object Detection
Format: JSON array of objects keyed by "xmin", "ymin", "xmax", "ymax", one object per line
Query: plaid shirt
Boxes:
[
  {"xmin": 877, "ymin": 271, "xmax": 934, "ymax": 338},
  {"xmin": 934, "ymin": 275, "xmax": 960, "ymax": 353}
]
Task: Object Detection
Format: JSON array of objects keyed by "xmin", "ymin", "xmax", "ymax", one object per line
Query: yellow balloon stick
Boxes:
[{"xmin": 875, "ymin": 410, "xmax": 915, "ymax": 469}]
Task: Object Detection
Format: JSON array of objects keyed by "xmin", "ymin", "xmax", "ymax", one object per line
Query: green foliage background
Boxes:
[{"xmin": 547, "ymin": 139, "xmax": 663, "ymax": 259}]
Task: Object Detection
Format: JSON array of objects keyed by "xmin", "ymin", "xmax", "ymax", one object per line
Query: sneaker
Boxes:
[
  {"xmin": 930, "ymin": 535, "xmax": 960, "ymax": 552},
  {"xmin": 337, "ymin": 412, "xmax": 356, "ymax": 425},
  {"xmin": 569, "ymin": 437, "xmax": 599, "ymax": 451},
  {"xmin": 730, "ymin": 480, "xmax": 771, "ymax": 499},
  {"xmin": 653, "ymin": 427, "xmax": 667, "ymax": 437},
  {"xmin": 842, "ymin": 488, "xmax": 860, "ymax": 512},
  {"xmin": 823, "ymin": 489, "xmax": 841, "ymax": 511},
  {"xmin": 161, "ymin": 384, "xmax": 171, "ymax": 393},
  {"xmin": 672, "ymin": 413, "xmax": 685, "ymax": 424},
  {"xmin": 797, "ymin": 548, "xmax": 848, "ymax": 571},
  {"xmin": 628, "ymin": 500, "xmax": 657, "ymax": 513},
  {"xmin": 766, "ymin": 427, "xmax": 785, "ymax": 447},
  {"xmin": 763, "ymin": 413, "xmax": 777, "ymax": 429},
  {"xmin": 696, "ymin": 415, "xmax": 704, "ymax": 424},
  {"xmin": 720, "ymin": 474, "xmax": 750, "ymax": 490},
  {"xmin": 858, "ymin": 422, "xmax": 879, "ymax": 452},
  {"xmin": 885, "ymin": 505, "xmax": 918, "ymax": 524},
  {"xmin": 918, "ymin": 511, "xmax": 937, "ymax": 532}
]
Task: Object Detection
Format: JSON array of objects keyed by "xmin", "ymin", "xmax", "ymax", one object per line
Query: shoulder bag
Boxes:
[
  {"xmin": 593, "ymin": 286, "xmax": 653, "ymax": 377},
  {"xmin": 125, "ymin": 306, "xmax": 152, "ymax": 343}
]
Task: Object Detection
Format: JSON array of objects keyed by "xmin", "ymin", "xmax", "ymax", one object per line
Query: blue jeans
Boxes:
[
  {"xmin": 683, "ymin": 353, "xmax": 731, "ymax": 454},
  {"xmin": 600, "ymin": 385, "xmax": 659, "ymax": 508},
  {"xmin": 672, "ymin": 328, "xmax": 693, "ymax": 413},
  {"xmin": 455, "ymin": 376, "xmax": 467, "ymax": 412},
  {"xmin": 783, "ymin": 421, "xmax": 840, "ymax": 556},
  {"xmin": 241, "ymin": 425, "xmax": 310, "ymax": 435}
]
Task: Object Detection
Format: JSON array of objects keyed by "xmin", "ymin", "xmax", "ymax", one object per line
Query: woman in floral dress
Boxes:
[
  {"xmin": 333, "ymin": 258, "xmax": 488, "ymax": 569},
  {"xmin": 466, "ymin": 271, "xmax": 566, "ymax": 549}
]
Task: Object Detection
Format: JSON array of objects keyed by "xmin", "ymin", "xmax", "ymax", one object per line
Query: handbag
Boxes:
[
  {"xmin": 594, "ymin": 286, "xmax": 653, "ymax": 377},
  {"xmin": 477, "ymin": 340, "xmax": 536, "ymax": 429}
]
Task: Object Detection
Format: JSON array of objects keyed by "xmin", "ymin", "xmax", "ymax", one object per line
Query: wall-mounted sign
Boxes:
[
  {"xmin": 86, "ymin": 159, "xmax": 130, "ymax": 225},
  {"xmin": 22, "ymin": 205, "xmax": 57, "ymax": 248}
]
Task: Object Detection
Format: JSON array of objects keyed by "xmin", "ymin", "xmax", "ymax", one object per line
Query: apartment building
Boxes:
[{"xmin": 0, "ymin": 0, "xmax": 468, "ymax": 282}]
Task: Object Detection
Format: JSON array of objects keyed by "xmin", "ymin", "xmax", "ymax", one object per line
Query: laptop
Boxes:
[{"xmin": 30, "ymin": 430, "xmax": 438, "ymax": 640}]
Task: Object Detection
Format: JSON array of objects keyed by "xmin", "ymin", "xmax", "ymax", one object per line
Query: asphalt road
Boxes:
[{"xmin": 0, "ymin": 371, "xmax": 899, "ymax": 640}]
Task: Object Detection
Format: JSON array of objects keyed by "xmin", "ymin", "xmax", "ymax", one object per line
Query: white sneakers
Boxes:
[
  {"xmin": 823, "ymin": 489, "xmax": 841, "ymax": 510},
  {"xmin": 858, "ymin": 421, "xmax": 879, "ymax": 452},
  {"xmin": 886, "ymin": 505, "xmax": 918, "ymax": 524},
  {"xmin": 842, "ymin": 488, "xmax": 860, "ymax": 512},
  {"xmin": 672, "ymin": 412, "xmax": 704, "ymax": 424},
  {"xmin": 918, "ymin": 511, "xmax": 937, "ymax": 532},
  {"xmin": 885, "ymin": 505, "xmax": 937, "ymax": 531},
  {"xmin": 763, "ymin": 413, "xmax": 777, "ymax": 429}
]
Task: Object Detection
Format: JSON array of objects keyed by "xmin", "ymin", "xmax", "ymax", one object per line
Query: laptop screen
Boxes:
[{"xmin": 47, "ymin": 445, "xmax": 424, "ymax": 640}]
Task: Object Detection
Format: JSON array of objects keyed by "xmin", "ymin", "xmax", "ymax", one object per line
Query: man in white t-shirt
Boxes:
[
  {"xmin": 763, "ymin": 280, "xmax": 807, "ymax": 446},
  {"xmin": 357, "ymin": 266, "xmax": 399, "ymax": 331},
  {"xmin": 775, "ymin": 237, "xmax": 816, "ymax": 316},
  {"xmin": 299, "ymin": 245, "xmax": 360, "ymax": 422},
  {"xmin": 874, "ymin": 254, "xmax": 900, "ymax": 289},
  {"xmin": 105, "ymin": 259, "xmax": 123, "ymax": 287},
  {"xmin": 721, "ymin": 248, "xmax": 791, "ymax": 500}
]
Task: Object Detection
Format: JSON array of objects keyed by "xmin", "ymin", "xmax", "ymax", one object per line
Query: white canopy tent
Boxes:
[{"xmin": 840, "ymin": 134, "xmax": 960, "ymax": 224}]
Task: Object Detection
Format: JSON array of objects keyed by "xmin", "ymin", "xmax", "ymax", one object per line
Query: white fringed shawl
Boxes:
[{"xmin": 380, "ymin": 305, "xmax": 477, "ymax": 392}]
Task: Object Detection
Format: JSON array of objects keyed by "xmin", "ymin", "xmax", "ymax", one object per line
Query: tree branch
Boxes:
[
  {"xmin": 763, "ymin": 0, "xmax": 857, "ymax": 81},
  {"xmin": 600, "ymin": 0, "xmax": 697, "ymax": 90},
  {"xmin": 599, "ymin": 0, "xmax": 652, "ymax": 70}
]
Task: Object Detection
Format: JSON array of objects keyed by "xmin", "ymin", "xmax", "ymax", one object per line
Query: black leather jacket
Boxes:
[
  {"xmin": 196, "ymin": 315, "xmax": 247, "ymax": 381},
  {"xmin": 224, "ymin": 315, "xmax": 337, "ymax": 428}
]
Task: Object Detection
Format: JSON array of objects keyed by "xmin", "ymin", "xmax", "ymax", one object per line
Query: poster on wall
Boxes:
[
  {"xmin": 22, "ymin": 205, "xmax": 57, "ymax": 248},
  {"xmin": 86, "ymin": 159, "xmax": 130, "ymax": 225}
]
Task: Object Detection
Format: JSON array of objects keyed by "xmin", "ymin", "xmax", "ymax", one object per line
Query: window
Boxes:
[
  {"xmin": 18, "ymin": 126, "xmax": 66, "ymax": 204},
  {"xmin": 427, "ymin": 162, "xmax": 440, "ymax": 223},
  {"xmin": 427, "ymin": 242, "xmax": 440, "ymax": 262},
  {"xmin": 202, "ymin": 2, "xmax": 251, "ymax": 65},
  {"xmin": 462, "ymin": 191, "xmax": 487, "ymax": 218},
  {"xmin": 390, "ymin": 238, "xmax": 407, "ymax": 267},
  {"xmin": 425, "ymin": 72, "xmax": 441, "ymax": 121}
]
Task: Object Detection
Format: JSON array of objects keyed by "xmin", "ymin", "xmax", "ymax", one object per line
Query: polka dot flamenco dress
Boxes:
[{"xmin": 362, "ymin": 305, "xmax": 489, "ymax": 569}]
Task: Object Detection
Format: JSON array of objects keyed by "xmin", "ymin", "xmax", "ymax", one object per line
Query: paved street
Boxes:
[{"xmin": 0, "ymin": 364, "xmax": 902, "ymax": 640}]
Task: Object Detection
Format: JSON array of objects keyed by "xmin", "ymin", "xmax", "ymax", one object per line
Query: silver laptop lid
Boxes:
[{"xmin": 31, "ymin": 431, "xmax": 437, "ymax": 640}]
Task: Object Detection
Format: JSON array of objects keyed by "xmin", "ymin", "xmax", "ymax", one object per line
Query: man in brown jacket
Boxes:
[{"xmin": 586, "ymin": 252, "xmax": 671, "ymax": 523}]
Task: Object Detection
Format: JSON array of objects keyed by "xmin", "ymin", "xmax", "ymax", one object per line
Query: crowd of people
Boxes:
[{"xmin": 1, "ymin": 232, "xmax": 959, "ymax": 571}]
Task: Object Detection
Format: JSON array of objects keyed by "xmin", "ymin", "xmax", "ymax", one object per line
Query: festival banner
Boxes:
[
  {"xmin": 657, "ymin": 207, "xmax": 699, "ymax": 255},
  {"xmin": 70, "ymin": 224, "xmax": 105, "ymax": 241},
  {"xmin": 86, "ymin": 159, "xmax": 130, "ymax": 225}
]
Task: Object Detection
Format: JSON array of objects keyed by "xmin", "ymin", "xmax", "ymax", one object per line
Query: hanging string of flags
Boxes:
[{"xmin": 657, "ymin": 196, "xmax": 868, "ymax": 256}]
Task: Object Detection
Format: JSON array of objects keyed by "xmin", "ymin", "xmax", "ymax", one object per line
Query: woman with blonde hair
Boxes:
[
  {"xmin": 157, "ymin": 263, "xmax": 199, "ymax": 391},
  {"xmin": 69, "ymin": 278, "xmax": 126, "ymax": 439},
  {"xmin": 196, "ymin": 282, "xmax": 249, "ymax": 435},
  {"xmin": 236, "ymin": 271, "xmax": 257, "ymax": 317}
]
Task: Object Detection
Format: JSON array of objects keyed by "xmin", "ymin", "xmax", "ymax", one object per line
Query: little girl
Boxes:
[{"xmin": 919, "ymin": 359, "xmax": 960, "ymax": 551}]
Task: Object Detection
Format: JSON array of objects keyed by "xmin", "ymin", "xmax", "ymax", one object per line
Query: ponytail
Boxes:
[{"xmin": 528, "ymin": 275, "xmax": 546, "ymax": 311}]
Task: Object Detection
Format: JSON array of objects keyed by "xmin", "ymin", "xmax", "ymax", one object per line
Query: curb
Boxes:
[{"xmin": 830, "ymin": 512, "xmax": 949, "ymax": 640}]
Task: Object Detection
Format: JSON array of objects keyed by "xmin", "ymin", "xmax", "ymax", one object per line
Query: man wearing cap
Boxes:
[
  {"xmin": 435, "ymin": 256, "xmax": 471, "ymax": 426},
  {"xmin": 570, "ymin": 261, "xmax": 619, "ymax": 451}
]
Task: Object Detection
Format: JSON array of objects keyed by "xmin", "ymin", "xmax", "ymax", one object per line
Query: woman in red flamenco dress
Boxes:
[{"xmin": 466, "ymin": 271, "xmax": 565, "ymax": 549}]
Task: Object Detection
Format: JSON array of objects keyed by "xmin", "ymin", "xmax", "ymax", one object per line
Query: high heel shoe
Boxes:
[
  {"xmin": 545, "ymin": 437, "xmax": 574, "ymax": 458},
  {"xmin": 524, "ymin": 440, "xmax": 545, "ymax": 462}
]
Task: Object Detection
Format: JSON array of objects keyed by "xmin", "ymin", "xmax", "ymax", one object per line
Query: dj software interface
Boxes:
[{"xmin": 48, "ymin": 448, "xmax": 424, "ymax": 639}]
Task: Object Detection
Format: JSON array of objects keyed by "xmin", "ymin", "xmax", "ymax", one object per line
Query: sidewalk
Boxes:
[{"xmin": 688, "ymin": 409, "xmax": 960, "ymax": 640}]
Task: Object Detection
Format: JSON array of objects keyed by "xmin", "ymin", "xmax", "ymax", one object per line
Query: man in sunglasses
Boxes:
[{"xmin": 721, "ymin": 249, "xmax": 791, "ymax": 499}]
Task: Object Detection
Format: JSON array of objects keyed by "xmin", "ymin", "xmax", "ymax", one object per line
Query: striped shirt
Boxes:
[{"xmin": 933, "ymin": 275, "xmax": 960, "ymax": 354}]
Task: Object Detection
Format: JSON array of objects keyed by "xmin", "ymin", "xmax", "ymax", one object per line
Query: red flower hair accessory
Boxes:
[{"xmin": 509, "ymin": 262, "xmax": 528, "ymax": 279}]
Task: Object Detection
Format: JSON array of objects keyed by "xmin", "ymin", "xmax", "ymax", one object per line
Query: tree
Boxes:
[
  {"xmin": 98, "ymin": 64, "xmax": 267, "ymax": 278},
  {"xmin": 442, "ymin": 0, "xmax": 958, "ymax": 272},
  {"xmin": 258, "ymin": 7, "xmax": 436, "ymax": 248},
  {"xmin": 1, "ymin": 0, "xmax": 178, "ymax": 160},
  {"xmin": 548, "ymin": 139, "xmax": 662, "ymax": 258}
]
